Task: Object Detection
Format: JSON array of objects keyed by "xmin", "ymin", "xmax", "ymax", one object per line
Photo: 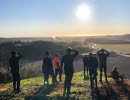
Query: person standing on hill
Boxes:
[
  {"xmin": 92, "ymin": 53, "xmax": 98, "ymax": 89},
  {"xmin": 83, "ymin": 55, "xmax": 89, "ymax": 78},
  {"xmin": 9, "ymin": 51, "xmax": 23, "ymax": 93},
  {"xmin": 88, "ymin": 53, "xmax": 98, "ymax": 89},
  {"xmin": 42, "ymin": 51, "xmax": 55, "ymax": 86},
  {"xmin": 53, "ymin": 53, "xmax": 62, "ymax": 82},
  {"xmin": 97, "ymin": 49, "xmax": 110, "ymax": 82},
  {"xmin": 60, "ymin": 47, "xmax": 79, "ymax": 96}
]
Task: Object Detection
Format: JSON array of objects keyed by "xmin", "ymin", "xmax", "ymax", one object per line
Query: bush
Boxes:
[{"xmin": 0, "ymin": 72, "xmax": 12, "ymax": 83}]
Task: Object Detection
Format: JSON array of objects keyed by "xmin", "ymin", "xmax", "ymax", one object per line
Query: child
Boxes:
[{"xmin": 53, "ymin": 53, "xmax": 62, "ymax": 82}]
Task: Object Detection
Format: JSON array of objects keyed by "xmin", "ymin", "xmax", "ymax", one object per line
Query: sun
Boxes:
[{"xmin": 76, "ymin": 4, "xmax": 91, "ymax": 21}]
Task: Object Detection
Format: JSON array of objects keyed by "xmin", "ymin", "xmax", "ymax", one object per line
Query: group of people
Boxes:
[
  {"xmin": 42, "ymin": 48, "xmax": 79, "ymax": 95},
  {"xmin": 83, "ymin": 52, "xmax": 98, "ymax": 89},
  {"xmin": 42, "ymin": 51, "xmax": 62, "ymax": 85},
  {"xmin": 9, "ymin": 48, "xmax": 124, "ymax": 95},
  {"xmin": 83, "ymin": 49, "xmax": 110, "ymax": 89}
]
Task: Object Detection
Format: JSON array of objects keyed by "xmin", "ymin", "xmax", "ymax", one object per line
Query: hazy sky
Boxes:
[{"xmin": 0, "ymin": 0, "xmax": 130, "ymax": 37}]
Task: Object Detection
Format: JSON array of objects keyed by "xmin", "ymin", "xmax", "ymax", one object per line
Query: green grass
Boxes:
[{"xmin": 0, "ymin": 71, "xmax": 130, "ymax": 100}]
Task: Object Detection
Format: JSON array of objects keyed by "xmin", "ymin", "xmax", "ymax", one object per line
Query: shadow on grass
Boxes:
[
  {"xmin": 91, "ymin": 88, "xmax": 102, "ymax": 100},
  {"xmin": 100, "ymin": 82, "xmax": 119, "ymax": 100},
  {"xmin": 0, "ymin": 90, "xmax": 19, "ymax": 100},
  {"xmin": 115, "ymin": 80, "xmax": 130, "ymax": 100},
  {"xmin": 24, "ymin": 83, "xmax": 56, "ymax": 100},
  {"xmin": 25, "ymin": 81, "xmax": 89, "ymax": 100},
  {"xmin": 31, "ymin": 95, "xmax": 76, "ymax": 100},
  {"xmin": 24, "ymin": 82, "xmax": 75, "ymax": 100},
  {"xmin": 98, "ymin": 80, "xmax": 130, "ymax": 100}
]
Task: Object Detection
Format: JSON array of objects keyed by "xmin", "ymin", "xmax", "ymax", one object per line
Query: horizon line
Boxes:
[{"xmin": 0, "ymin": 33, "xmax": 129, "ymax": 38}]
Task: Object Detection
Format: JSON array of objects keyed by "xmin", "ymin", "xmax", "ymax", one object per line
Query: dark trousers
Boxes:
[
  {"xmin": 84, "ymin": 66, "xmax": 89, "ymax": 76},
  {"xmin": 64, "ymin": 68, "xmax": 74, "ymax": 92},
  {"xmin": 100, "ymin": 63, "xmax": 107, "ymax": 81},
  {"xmin": 12, "ymin": 72, "xmax": 20, "ymax": 90},
  {"xmin": 44, "ymin": 69, "xmax": 55, "ymax": 85},
  {"xmin": 54, "ymin": 69, "xmax": 62, "ymax": 81},
  {"xmin": 113, "ymin": 75, "xmax": 124, "ymax": 81},
  {"xmin": 89, "ymin": 69, "xmax": 97, "ymax": 88}
]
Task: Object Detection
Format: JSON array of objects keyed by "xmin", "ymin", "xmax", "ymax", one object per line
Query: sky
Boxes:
[{"xmin": 0, "ymin": 0, "xmax": 130, "ymax": 37}]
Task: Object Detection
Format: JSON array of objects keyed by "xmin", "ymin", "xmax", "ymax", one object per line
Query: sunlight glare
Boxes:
[{"xmin": 76, "ymin": 4, "xmax": 91, "ymax": 21}]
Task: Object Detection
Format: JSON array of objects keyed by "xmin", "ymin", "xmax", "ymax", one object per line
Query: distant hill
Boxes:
[
  {"xmin": 84, "ymin": 37, "xmax": 130, "ymax": 44},
  {"xmin": 0, "ymin": 34, "xmax": 130, "ymax": 43},
  {"xmin": 0, "ymin": 37, "xmax": 58, "ymax": 43},
  {"xmin": 117, "ymin": 34, "xmax": 130, "ymax": 40}
]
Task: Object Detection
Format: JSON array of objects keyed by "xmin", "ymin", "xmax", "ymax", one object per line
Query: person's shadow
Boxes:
[
  {"xmin": 25, "ymin": 82, "xmax": 75, "ymax": 100},
  {"xmin": 91, "ymin": 88, "xmax": 102, "ymax": 100},
  {"xmin": 96, "ymin": 80, "xmax": 130, "ymax": 100},
  {"xmin": 115, "ymin": 80, "xmax": 130, "ymax": 99},
  {"xmin": 25, "ymin": 83, "xmax": 58, "ymax": 100},
  {"xmin": 90, "ymin": 80, "xmax": 120, "ymax": 100}
]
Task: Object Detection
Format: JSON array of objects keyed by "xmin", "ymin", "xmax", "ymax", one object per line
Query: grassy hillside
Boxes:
[
  {"xmin": 0, "ymin": 71, "xmax": 130, "ymax": 100},
  {"xmin": 20, "ymin": 56, "xmax": 130, "ymax": 80}
]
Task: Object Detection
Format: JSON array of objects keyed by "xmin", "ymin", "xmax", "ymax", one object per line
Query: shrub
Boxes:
[{"xmin": 0, "ymin": 72, "xmax": 12, "ymax": 83}]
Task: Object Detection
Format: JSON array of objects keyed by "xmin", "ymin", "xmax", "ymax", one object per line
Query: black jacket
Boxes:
[
  {"xmin": 42, "ymin": 57, "xmax": 53, "ymax": 73},
  {"xmin": 9, "ymin": 54, "xmax": 22, "ymax": 73}
]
